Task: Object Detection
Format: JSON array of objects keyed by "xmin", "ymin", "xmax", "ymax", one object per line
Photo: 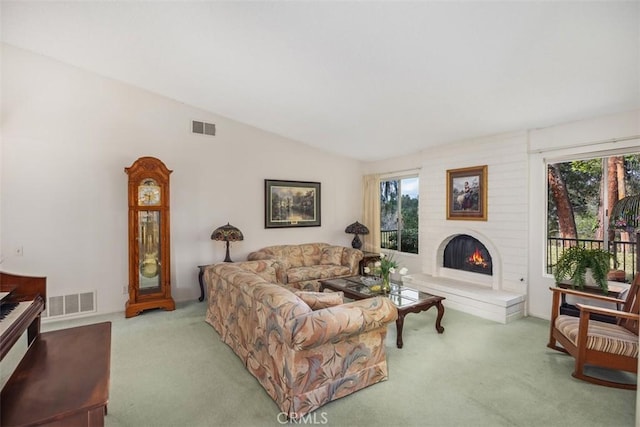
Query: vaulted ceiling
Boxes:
[{"xmin": 2, "ymin": 1, "xmax": 639, "ymax": 161}]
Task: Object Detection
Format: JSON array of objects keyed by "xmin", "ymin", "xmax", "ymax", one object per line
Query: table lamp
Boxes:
[
  {"xmin": 345, "ymin": 221, "xmax": 369, "ymax": 250},
  {"xmin": 211, "ymin": 223, "xmax": 244, "ymax": 262}
]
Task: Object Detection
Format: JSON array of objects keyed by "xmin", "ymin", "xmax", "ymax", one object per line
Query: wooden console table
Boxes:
[{"xmin": 1, "ymin": 322, "xmax": 112, "ymax": 426}]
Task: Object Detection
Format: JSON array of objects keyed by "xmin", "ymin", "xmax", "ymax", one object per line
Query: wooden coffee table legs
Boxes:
[{"xmin": 395, "ymin": 299, "xmax": 445, "ymax": 348}]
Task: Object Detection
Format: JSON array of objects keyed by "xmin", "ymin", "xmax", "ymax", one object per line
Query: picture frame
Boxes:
[
  {"xmin": 265, "ymin": 179, "xmax": 321, "ymax": 228},
  {"xmin": 446, "ymin": 165, "xmax": 487, "ymax": 221}
]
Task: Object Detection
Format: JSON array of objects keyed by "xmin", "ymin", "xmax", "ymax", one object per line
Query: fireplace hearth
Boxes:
[{"xmin": 443, "ymin": 234, "xmax": 493, "ymax": 276}]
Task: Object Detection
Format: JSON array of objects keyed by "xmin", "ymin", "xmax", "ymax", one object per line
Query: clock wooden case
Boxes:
[{"xmin": 125, "ymin": 156, "xmax": 175, "ymax": 318}]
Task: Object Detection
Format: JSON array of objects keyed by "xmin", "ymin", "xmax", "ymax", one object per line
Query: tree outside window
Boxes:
[
  {"xmin": 380, "ymin": 176, "xmax": 419, "ymax": 254},
  {"xmin": 547, "ymin": 153, "xmax": 640, "ymax": 280}
]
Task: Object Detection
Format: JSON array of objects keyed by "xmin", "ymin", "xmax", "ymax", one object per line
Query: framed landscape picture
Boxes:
[
  {"xmin": 446, "ymin": 165, "xmax": 487, "ymax": 221},
  {"xmin": 265, "ymin": 179, "xmax": 321, "ymax": 228}
]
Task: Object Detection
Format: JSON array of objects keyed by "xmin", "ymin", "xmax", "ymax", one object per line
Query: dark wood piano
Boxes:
[
  {"xmin": 0, "ymin": 271, "xmax": 111, "ymax": 427},
  {"xmin": 0, "ymin": 271, "xmax": 46, "ymax": 361}
]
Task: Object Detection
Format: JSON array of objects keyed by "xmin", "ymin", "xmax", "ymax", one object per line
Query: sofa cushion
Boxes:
[
  {"xmin": 320, "ymin": 246, "xmax": 344, "ymax": 266},
  {"xmin": 301, "ymin": 243, "xmax": 325, "ymax": 266},
  {"xmin": 287, "ymin": 265, "xmax": 352, "ymax": 283},
  {"xmin": 294, "ymin": 291, "xmax": 344, "ymax": 310},
  {"xmin": 555, "ymin": 315, "xmax": 639, "ymax": 358}
]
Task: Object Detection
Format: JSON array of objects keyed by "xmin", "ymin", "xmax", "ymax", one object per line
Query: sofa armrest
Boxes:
[
  {"xmin": 289, "ymin": 297, "xmax": 398, "ymax": 350},
  {"xmin": 341, "ymin": 247, "xmax": 364, "ymax": 275},
  {"xmin": 212, "ymin": 259, "xmax": 283, "ymax": 284},
  {"xmin": 246, "ymin": 252, "xmax": 288, "ymax": 283}
]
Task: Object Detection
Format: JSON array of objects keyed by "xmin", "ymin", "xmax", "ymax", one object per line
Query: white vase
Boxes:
[{"xmin": 584, "ymin": 268, "xmax": 597, "ymax": 287}]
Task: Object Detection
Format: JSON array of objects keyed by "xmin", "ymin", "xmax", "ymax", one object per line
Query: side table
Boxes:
[
  {"xmin": 556, "ymin": 280, "xmax": 629, "ymax": 323},
  {"xmin": 197, "ymin": 265, "xmax": 206, "ymax": 302},
  {"xmin": 360, "ymin": 251, "xmax": 381, "ymax": 275}
]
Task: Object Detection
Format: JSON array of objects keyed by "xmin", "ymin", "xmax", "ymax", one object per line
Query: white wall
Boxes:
[{"xmin": 0, "ymin": 44, "xmax": 362, "ymax": 316}]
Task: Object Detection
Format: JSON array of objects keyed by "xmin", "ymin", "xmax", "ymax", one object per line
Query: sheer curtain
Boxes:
[{"xmin": 362, "ymin": 174, "xmax": 380, "ymax": 253}]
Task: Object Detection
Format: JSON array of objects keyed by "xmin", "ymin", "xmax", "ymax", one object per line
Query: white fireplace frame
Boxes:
[{"xmin": 432, "ymin": 229, "xmax": 503, "ymax": 291}]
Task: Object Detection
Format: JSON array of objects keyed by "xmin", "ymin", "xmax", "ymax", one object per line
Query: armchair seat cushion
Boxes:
[
  {"xmin": 287, "ymin": 265, "xmax": 352, "ymax": 284},
  {"xmin": 555, "ymin": 315, "xmax": 639, "ymax": 358}
]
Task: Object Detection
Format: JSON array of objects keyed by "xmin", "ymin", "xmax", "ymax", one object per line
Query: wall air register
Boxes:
[{"xmin": 192, "ymin": 120, "xmax": 216, "ymax": 136}]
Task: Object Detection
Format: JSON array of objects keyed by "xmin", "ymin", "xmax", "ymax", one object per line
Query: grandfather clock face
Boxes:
[{"xmin": 138, "ymin": 179, "xmax": 161, "ymax": 206}]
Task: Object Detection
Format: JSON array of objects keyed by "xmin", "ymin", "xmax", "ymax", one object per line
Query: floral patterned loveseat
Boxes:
[
  {"xmin": 247, "ymin": 242, "xmax": 362, "ymax": 291},
  {"xmin": 204, "ymin": 259, "xmax": 397, "ymax": 419}
]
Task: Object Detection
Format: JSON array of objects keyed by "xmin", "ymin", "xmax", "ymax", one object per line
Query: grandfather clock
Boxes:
[{"xmin": 125, "ymin": 156, "xmax": 175, "ymax": 318}]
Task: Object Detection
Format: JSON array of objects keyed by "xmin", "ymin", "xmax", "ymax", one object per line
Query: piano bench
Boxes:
[{"xmin": 1, "ymin": 322, "xmax": 111, "ymax": 427}]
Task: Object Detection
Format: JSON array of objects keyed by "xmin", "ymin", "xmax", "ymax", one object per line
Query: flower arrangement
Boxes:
[{"xmin": 364, "ymin": 252, "xmax": 408, "ymax": 293}]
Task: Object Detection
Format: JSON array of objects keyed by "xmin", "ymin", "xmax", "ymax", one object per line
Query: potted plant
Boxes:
[
  {"xmin": 363, "ymin": 252, "xmax": 408, "ymax": 294},
  {"xmin": 553, "ymin": 246, "xmax": 615, "ymax": 293}
]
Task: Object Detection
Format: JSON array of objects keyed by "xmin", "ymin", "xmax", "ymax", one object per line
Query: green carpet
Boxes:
[{"xmin": 43, "ymin": 301, "xmax": 636, "ymax": 427}]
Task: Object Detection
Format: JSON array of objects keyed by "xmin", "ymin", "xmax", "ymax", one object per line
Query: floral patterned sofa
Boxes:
[
  {"xmin": 247, "ymin": 242, "xmax": 363, "ymax": 291},
  {"xmin": 204, "ymin": 259, "xmax": 397, "ymax": 419}
]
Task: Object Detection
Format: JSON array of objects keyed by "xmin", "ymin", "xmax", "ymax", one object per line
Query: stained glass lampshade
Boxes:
[
  {"xmin": 211, "ymin": 223, "xmax": 244, "ymax": 262},
  {"xmin": 345, "ymin": 221, "xmax": 369, "ymax": 250}
]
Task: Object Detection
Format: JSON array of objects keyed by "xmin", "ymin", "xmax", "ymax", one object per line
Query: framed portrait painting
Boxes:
[
  {"xmin": 265, "ymin": 179, "xmax": 321, "ymax": 228},
  {"xmin": 446, "ymin": 165, "xmax": 487, "ymax": 221}
]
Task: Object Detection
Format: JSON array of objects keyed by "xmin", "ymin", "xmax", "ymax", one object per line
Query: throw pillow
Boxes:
[
  {"xmin": 295, "ymin": 291, "xmax": 344, "ymax": 310},
  {"xmin": 320, "ymin": 246, "xmax": 343, "ymax": 266}
]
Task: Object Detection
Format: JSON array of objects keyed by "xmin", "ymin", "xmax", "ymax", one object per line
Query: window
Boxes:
[
  {"xmin": 380, "ymin": 176, "xmax": 419, "ymax": 254},
  {"xmin": 547, "ymin": 153, "xmax": 640, "ymax": 281}
]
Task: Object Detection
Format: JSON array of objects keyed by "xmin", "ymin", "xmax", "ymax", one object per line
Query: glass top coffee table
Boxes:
[{"xmin": 319, "ymin": 276, "xmax": 445, "ymax": 348}]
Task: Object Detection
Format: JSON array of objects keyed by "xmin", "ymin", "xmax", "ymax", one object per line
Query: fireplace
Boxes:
[
  {"xmin": 402, "ymin": 230, "xmax": 525, "ymax": 323},
  {"xmin": 433, "ymin": 230, "xmax": 500, "ymax": 289},
  {"xmin": 443, "ymin": 234, "xmax": 492, "ymax": 276}
]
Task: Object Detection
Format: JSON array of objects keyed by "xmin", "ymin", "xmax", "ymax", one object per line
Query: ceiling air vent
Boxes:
[{"xmin": 192, "ymin": 120, "xmax": 216, "ymax": 136}]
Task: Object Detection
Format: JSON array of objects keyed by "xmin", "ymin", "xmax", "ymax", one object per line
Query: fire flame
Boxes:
[{"xmin": 467, "ymin": 247, "xmax": 488, "ymax": 267}]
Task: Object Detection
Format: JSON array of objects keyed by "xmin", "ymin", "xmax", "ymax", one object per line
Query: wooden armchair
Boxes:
[{"xmin": 547, "ymin": 274, "xmax": 639, "ymax": 390}]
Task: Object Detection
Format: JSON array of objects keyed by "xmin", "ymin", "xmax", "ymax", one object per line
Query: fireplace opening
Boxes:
[{"xmin": 443, "ymin": 234, "xmax": 493, "ymax": 276}]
